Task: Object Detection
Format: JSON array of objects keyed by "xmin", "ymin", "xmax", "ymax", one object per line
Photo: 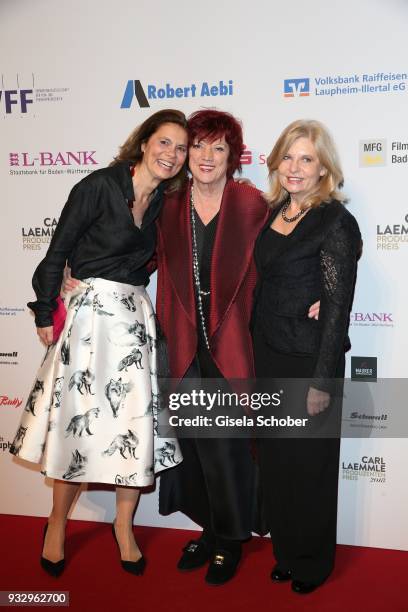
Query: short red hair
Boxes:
[{"xmin": 187, "ymin": 109, "xmax": 244, "ymax": 177}]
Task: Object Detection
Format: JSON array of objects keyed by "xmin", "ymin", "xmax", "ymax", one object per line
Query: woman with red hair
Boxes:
[{"xmin": 156, "ymin": 109, "xmax": 269, "ymax": 585}]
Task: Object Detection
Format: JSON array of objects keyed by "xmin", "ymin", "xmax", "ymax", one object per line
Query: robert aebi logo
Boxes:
[
  {"xmin": 121, "ymin": 79, "xmax": 234, "ymax": 108},
  {"xmin": 283, "ymin": 78, "xmax": 310, "ymax": 97}
]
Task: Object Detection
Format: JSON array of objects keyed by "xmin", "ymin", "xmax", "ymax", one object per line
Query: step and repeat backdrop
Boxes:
[{"xmin": 1, "ymin": 0, "xmax": 407, "ymax": 550}]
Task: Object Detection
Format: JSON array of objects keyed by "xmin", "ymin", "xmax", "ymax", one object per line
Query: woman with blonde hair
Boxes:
[{"xmin": 252, "ymin": 119, "xmax": 361, "ymax": 594}]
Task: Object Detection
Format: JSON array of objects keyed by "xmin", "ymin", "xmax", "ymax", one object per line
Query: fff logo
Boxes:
[{"xmin": 0, "ymin": 89, "xmax": 33, "ymax": 114}]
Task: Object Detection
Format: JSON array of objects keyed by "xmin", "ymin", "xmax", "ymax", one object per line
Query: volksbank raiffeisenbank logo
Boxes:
[
  {"xmin": 121, "ymin": 79, "xmax": 234, "ymax": 108},
  {"xmin": 284, "ymin": 71, "xmax": 407, "ymax": 98}
]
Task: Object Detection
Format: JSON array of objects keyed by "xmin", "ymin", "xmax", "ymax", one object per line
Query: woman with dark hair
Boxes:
[
  {"xmin": 252, "ymin": 119, "xmax": 361, "ymax": 594},
  {"xmin": 10, "ymin": 109, "xmax": 187, "ymax": 577},
  {"xmin": 155, "ymin": 109, "xmax": 270, "ymax": 585}
]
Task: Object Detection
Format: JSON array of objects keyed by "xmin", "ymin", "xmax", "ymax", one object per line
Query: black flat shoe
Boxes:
[
  {"xmin": 271, "ymin": 565, "xmax": 292, "ymax": 582},
  {"xmin": 205, "ymin": 549, "xmax": 241, "ymax": 586},
  {"xmin": 291, "ymin": 579, "xmax": 319, "ymax": 594},
  {"xmin": 40, "ymin": 524, "xmax": 65, "ymax": 578},
  {"xmin": 177, "ymin": 538, "xmax": 213, "ymax": 571},
  {"xmin": 111, "ymin": 523, "xmax": 146, "ymax": 575}
]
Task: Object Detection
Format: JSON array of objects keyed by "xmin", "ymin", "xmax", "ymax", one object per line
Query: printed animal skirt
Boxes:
[{"xmin": 10, "ymin": 278, "xmax": 182, "ymax": 486}]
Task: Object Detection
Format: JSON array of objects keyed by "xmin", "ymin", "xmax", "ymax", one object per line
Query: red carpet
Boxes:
[{"xmin": 0, "ymin": 515, "xmax": 406, "ymax": 612}]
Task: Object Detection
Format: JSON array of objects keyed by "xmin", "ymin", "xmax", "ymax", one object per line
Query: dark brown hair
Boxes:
[{"xmin": 112, "ymin": 109, "xmax": 188, "ymax": 192}]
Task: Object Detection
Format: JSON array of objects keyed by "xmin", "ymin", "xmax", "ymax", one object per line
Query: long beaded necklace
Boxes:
[{"xmin": 190, "ymin": 183, "xmax": 210, "ymax": 350}]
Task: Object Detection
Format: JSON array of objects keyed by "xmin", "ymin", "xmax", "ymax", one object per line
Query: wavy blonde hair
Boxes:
[{"xmin": 265, "ymin": 119, "xmax": 346, "ymax": 208}]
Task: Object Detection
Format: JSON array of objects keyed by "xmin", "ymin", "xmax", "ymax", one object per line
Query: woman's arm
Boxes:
[{"xmin": 311, "ymin": 209, "xmax": 362, "ymax": 394}]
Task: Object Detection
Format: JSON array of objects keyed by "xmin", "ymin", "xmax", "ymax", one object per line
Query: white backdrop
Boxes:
[{"xmin": 1, "ymin": 0, "xmax": 407, "ymax": 550}]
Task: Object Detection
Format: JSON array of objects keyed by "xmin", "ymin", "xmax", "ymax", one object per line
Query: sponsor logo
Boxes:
[
  {"xmin": 350, "ymin": 312, "xmax": 393, "ymax": 327},
  {"xmin": 377, "ymin": 213, "xmax": 408, "ymax": 250},
  {"xmin": 342, "ymin": 455, "xmax": 386, "ymax": 483},
  {"xmin": 0, "ymin": 351, "xmax": 18, "ymax": 366},
  {"xmin": 0, "ymin": 435, "xmax": 12, "ymax": 452},
  {"xmin": 359, "ymin": 139, "xmax": 408, "ymax": 167},
  {"xmin": 283, "ymin": 78, "xmax": 310, "ymax": 97},
  {"xmin": 239, "ymin": 144, "xmax": 269, "ymax": 166},
  {"xmin": 284, "ymin": 71, "xmax": 407, "ymax": 99},
  {"xmin": 359, "ymin": 140, "xmax": 387, "ymax": 167},
  {"xmin": 391, "ymin": 140, "xmax": 408, "ymax": 164},
  {"xmin": 351, "ymin": 356, "xmax": 377, "ymax": 382},
  {"xmin": 240, "ymin": 145, "xmax": 253, "ymax": 165},
  {"xmin": 0, "ymin": 395, "xmax": 23, "ymax": 408},
  {"xmin": 0, "ymin": 307, "xmax": 25, "ymax": 317},
  {"xmin": 1, "ymin": 73, "xmax": 69, "ymax": 118},
  {"xmin": 343, "ymin": 411, "xmax": 388, "ymax": 432},
  {"xmin": 121, "ymin": 79, "xmax": 234, "ymax": 108},
  {"xmin": 9, "ymin": 151, "xmax": 98, "ymax": 176},
  {"xmin": 22, "ymin": 217, "xmax": 58, "ymax": 251}
]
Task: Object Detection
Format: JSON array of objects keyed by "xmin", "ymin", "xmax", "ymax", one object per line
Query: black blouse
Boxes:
[{"xmin": 28, "ymin": 161, "xmax": 165, "ymax": 327}]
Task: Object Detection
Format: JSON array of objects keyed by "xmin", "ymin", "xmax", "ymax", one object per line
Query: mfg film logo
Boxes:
[
  {"xmin": 121, "ymin": 78, "xmax": 234, "ymax": 108},
  {"xmin": 283, "ymin": 78, "xmax": 310, "ymax": 97},
  {"xmin": 359, "ymin": 140, "xmax": 387, "ymax": 167}
]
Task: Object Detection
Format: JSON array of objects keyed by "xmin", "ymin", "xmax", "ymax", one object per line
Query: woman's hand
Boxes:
[
  {"xmin": 308, "ymin": 300, "xmax": 320, "ymax": 320},
  {"xmin": 307, "ymin": 386, "xmax": 330, "ymax": 416},
  {"xmin": 37, "ymin": 326, "xmax": 54, "ymax": 346},
  {"xmin": 63, "ymin": 266, "xmax": 79, "ymax": 293}
]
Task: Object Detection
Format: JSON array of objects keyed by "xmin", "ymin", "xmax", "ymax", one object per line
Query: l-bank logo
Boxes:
[
  {"xmin": 283, "ymin": 78, "xmax": 310, "ymax": 97},
  {"xmin": 121, "ymin": 79, "xmax": 234, "ymax": 108}
]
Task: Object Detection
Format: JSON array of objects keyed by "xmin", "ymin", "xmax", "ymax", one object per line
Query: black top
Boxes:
[
  {"xmin": 257, "ymin": 227, "xmax": 288, "ymax": 272},
  {"xmin": 193, "ymin": 210, "xmax": 221, "ymax": 378},
  {"xmin": 252, "ymin": 200, "xmax": 361, "ymax": 391},
  {"xmin": 28, "ymin": 161, "xmax": 165, "ymax": 327}
]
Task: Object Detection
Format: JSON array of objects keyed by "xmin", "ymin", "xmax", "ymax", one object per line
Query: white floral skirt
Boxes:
[{"xmin": 11, "ymin": 278, "xmax": 182, "ymax": 486}]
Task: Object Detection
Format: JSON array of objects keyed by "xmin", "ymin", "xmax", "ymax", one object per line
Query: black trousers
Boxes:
[
  {"xmin": 159, "ymin": 436, "xmax": 257, "ymax": 540},
  {"xmin": 253, "ymin": 327, "xmax": 344, "ymax": 583}
]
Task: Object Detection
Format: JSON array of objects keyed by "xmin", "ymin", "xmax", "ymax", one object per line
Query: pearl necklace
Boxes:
[
  {"xmin": 281, "ymin": 199, "xmax": 307, "ymax": 223},
  {"xmin": 190, "ymin": 184, "xmax": 210, "ymax": 350}
]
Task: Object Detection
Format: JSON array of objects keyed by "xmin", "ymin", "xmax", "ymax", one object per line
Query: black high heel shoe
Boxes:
[
  {"xmin": 40, "ymin": 524, "xmax": 65, "ymax": 578},
  {"xmin": 111, "ymin": 522, "xmax": 146, "ymax": 575}
]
